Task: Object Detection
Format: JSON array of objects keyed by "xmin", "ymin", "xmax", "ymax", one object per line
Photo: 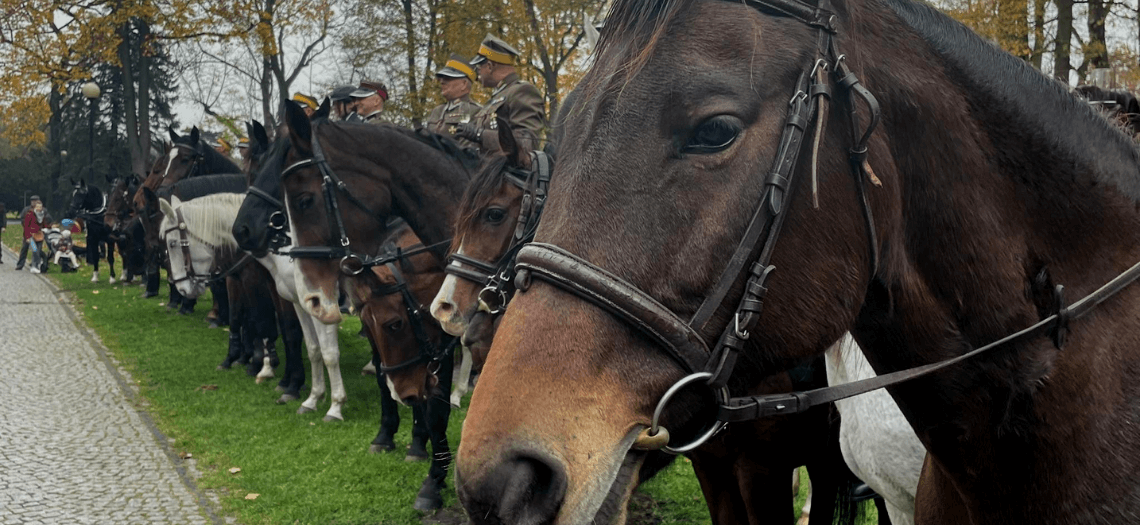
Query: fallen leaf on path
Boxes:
[
  {"xmin": 91, "ymin": 290, "xmax": 99, "ymax": 294},
  {"xmin": 91, "ymin": 306, "xmax": 98, "ymax": 310},
  {"xmin": 195, "ymin": 384, "xmax": 218, "ymax": 391},
  {"xmin": 179, "ymin": 451, "xmax": 193, "ymax": 459},
  {"xmin": 245, "ymin": 493, "xmax": 259, "ymax": 500},
  {"xmin": 228, "ymin": 467, "xmax": 241, "ymax": 474}
]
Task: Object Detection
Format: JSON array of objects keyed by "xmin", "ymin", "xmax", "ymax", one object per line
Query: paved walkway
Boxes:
[{"xmin": 0, "ymin": 244, "xmax": 220, "ymax": 524}]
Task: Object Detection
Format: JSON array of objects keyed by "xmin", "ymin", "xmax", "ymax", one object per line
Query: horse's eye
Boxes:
[
  {"xmin": 682, "ymin": 115, "xmax": 743, "ymax": 155},
  {"xmin": 297, "ymin": 194, "xmax": 315, "ymax": 212},
  {"xmin": 386, "ymin": 319, "xmax": 404, "ymax": 332},
  {"xmin": 484, "ymin": 207, "xmax": 507, "ymax": 224}
]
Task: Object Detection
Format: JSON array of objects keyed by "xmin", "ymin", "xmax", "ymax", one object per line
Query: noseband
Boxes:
[
  {"xmin": 163, "ymin": 206, "xmax": 251, "ymax": 289},
  {"xmin": 372, "ymin": 241, "xmax": 457, "ymax": 374},
  {"xmin": 445, "ymin": 151, "xmax": 553, "ymax": 314},
  {"xmin": 507, "ymin": 0, "xmax": 1140, "ymax": 455}
]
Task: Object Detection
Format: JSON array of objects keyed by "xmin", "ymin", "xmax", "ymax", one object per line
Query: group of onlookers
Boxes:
[{"xmin": 5, "ymin": 195, "xmax": 80, "ymax": 273}]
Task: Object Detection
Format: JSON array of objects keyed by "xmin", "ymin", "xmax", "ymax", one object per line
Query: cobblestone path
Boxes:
[{"xmin": 0, "ymin": 246, "xmax": 220, "ymax": 524}]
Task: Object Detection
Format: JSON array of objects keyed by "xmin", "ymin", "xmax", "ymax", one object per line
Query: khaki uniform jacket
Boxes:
[
  {"xmin": 469, "ymin": 73, "xmax": 547, "ymax": 153},
  {"xmin": 425, "ymin": 95, "xmax": 482, "ymax": 149},
  {"xmin": 361, "ymin": 110, "xmax": 385, "ymax": 125}
]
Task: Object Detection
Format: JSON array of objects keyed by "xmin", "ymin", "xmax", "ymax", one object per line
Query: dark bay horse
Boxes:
[
  {"xmin": 232, "ymin": 100, "xmax": 478, "ymax": 323},
  {"xmin": 433, "ymin": 122, "xmax": 861, "ymax": 525},
  {"xmin": 455, "ymin": 0, "xmax": 1140, "ymax": 523},
  {"xmin": 66, "ymin": 179, "xmax": 118, "ymax": 283},
  {"xmin": 104, "ymin": 174, "xmax": 146, "ymax": 283},
  {"xmin": 348, "ymin": 221, "xmax": 457, "ymax": 511}
]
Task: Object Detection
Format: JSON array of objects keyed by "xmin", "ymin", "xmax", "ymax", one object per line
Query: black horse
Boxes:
[{"xmin": 66, "ymin": 179, "xmax": 117, "ymax": 282}]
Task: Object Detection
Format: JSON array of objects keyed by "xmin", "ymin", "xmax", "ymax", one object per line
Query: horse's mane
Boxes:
[
  {"xmin": 884, "ymin": 0, "xmax": 1140, "ymax": 201},
  {"xmin": 159, "ymin": 174, "xmax": 247, "ymax": 201},
  {"xmin": 165, "ymin": 193, "xmax": 245, "ymax": 251},
  {"xmin": 452, "ymin": 155, "xmax": 512, "ymax": 247}
]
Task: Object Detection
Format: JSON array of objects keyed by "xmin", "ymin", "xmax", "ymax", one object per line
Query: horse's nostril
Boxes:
[
  {"xmin": 468, "ymin": 452, "xmax": 567, "ymax": 525},
  {"xmin": 307, "ymin": 297, "xmax": 321, "ymax": 312},
  {"xmin": 401, "ymin": 395, "xmax": 418, "ymax": 406},
  {"xmin": 438, "ymin": 301, "xmax": 453, "ymax": 313}
]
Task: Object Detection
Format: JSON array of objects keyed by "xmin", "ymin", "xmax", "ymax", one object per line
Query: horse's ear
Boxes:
[
  {"xmin": 285, "ymin": 101, "xmax": 313, "ymax": 155},
  {"xmin": 141, "ymin": 187, "xmax": 158, "ymax": 210},
  {"xmin": 253, "ymin": 120, "xmax": 269, "ymax": 148},
  {"xmin": 170, "ymin": 195, "xmax": 183, "ymax": 208},
  {"xmin": 69, "ymin": 177, "xmax": 76, "ymax": 187},
  {"xmin": 189, "ymin": 126, "xmax": 200, "ymax": 146},
  {"xmin": 158, "ymin": 198, "xmax": 176, "ymax": 225},
  {"xmin": 168, "ymin": 125, "xmax": 179, "ymax": 142},
  {"xmin": 315, "ymin": 98, "xmax": 331, "ymax": 120},
  {"xmin": 496, "ymin": 117, "xmax": 521, "ymax": 167}
]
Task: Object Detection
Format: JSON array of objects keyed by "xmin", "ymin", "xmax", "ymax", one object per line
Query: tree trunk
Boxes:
[
  {"xmin": 401, "ymin": 0, "xmax": 421, "ymax": 121},
  {"xmin": 523, "ymin": 0, "xmax": 555, "ymax": 117},
  {"xmin": 48, "ymin": 82, "xmax": 63, "ymax": 211},
  {"xmin": 1054, "ymin": 0, "xmax": 1073, "ymax": 83},
  {"xmin": 137, "ymin": 20, "xmax": 152, "ymax": 176},
  {"xmin": 1086, "ymin": 0, "xmax": 1109, "ymax": 70},
  {"xmin": 261, "ymin": 59, "xmax": 275, "ymax": 128},
  {"xmin": 1031, "ymin": 0, "xmax": 1045, "ymax": 69},
  {"xmin": 119, "ymin": 19, "xmax": 144, "ymax": 178}
]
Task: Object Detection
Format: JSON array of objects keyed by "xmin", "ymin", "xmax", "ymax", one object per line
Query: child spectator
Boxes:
[{"xmin": 53, "ymin": 229, "xmax": 79, "ymax": 272}]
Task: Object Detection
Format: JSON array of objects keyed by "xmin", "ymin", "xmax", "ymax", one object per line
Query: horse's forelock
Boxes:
[
  {"xmin": 584, "ymin": 0, "xmax": 697, "ymax": 99},
  {"xmin": 452, "ymin": 155, "xmax": 512, "ymax": 253}
]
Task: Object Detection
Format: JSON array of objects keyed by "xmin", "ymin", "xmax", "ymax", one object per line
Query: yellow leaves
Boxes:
[{"xmin": 0, "ymin": 94, "xmax": 50, "ymax": 149}]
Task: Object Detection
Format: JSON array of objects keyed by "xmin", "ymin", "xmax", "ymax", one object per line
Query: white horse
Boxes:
[
  {"xmin": 825, "ymin": 333, "xmax": 925, "ymax": 525},
  {"xmin": 158, "ymin": 193, "xmax": 349, "ymax": 421}
]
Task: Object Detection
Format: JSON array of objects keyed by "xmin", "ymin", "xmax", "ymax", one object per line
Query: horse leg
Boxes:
[
  {"xmin": 298, "ymin": 308, "xmax": 326, "ymax": 412},
  {"xmin": 106, "ymin": 238, "xmax": 117, "ymax": 284},
  {"xmin": 879, "ymin": 498, "xmax": 902, "ymax": 525},
  {"xmin": 271, "ymin": 291, "xmax": 305, "ymax": 403},
  {"xmin": 797, "ymin": 475, "xmax": 813, "ymax": 525},
  {"xmin": 414, "ymin": 350, "xmax": 455, "ymax": 511},
  {"xmin": 370, "ymin": 353, "xmax": 401, "ymax": 454},
  {"xmin": 316, "ymin": 320, "xmax": 345, "ymax": 422}
]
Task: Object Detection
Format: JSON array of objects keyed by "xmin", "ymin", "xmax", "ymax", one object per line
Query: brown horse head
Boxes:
[
  {"xmin": 430, "ymin": 119, "xmax": 533, "ymax": 339},
  {"xmin": 105, "ymin": 174, "xmax": 139, "ymax": 232},
  {"xmin": 277, "ymin": 100, "xmax": 471, "ymax": 324},
  {"xmin": 458, "ymin": 0, "xmax": 1140, "ymax": 522},
  {"xmin": 351, "ymin": 223, "xmax": 448, "ymax": 403}
]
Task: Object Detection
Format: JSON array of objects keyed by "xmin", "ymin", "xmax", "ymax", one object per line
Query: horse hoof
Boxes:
[
  {"xmin": 207, "ymin": 321, "xmax": 221, "ymax": 329},
  {"xmin": 405, "ymin": 440, "xmax": 429, "ymax": 462},
  {"xmin": 368, "ymin": 443, "xmax": 394, "ymax": 454},
  {"xmin": 276, "ymin": 394, "xmax": 299, "ymax": 405},
  {"xmin": 322, "ymin": 414, "xmax": 343, "ymax": 423},
  {"xmin": 109, "ymin": 277, "xmax": 116, "ymax": 284},
  {"xmin": 274, "ymin": 385, "xmax": 286, "ymax": 393},
  {"xmin": 255, "ymin": 376, "xmax": 267, "ymax": 384},
  {"xmin": 361, "ymin": 361, "xmax": 377, "ymax": 376},
  {"xmin": 413, "ymin": 478, "xmax": 444, "ymax": 511},
  {"xmin": 142, "ymin": 291, "xmax": 158, "ymax": 299},
  {"xmin": 297, "ymin": 406, "xmax": 315, "ymax": 414}
]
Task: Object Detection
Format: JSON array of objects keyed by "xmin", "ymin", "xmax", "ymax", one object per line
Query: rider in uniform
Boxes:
[
  {"xmin": 292, "ymin": 93, "xmax": 319, "ymax": 118},
  {"xmin": 350, "ymin": 80, "xmax": 389, "ymax": 124},
  {"xmin": 424, "ymin": 54, "xmax": 482, "ymax": 149},
  {"xmin": 456, "ymin": 34, "xmax": 547, "ymax": 153},
  {"xmin": 329, "ymin": 85, "xmax": 359, "ymax": 121}
]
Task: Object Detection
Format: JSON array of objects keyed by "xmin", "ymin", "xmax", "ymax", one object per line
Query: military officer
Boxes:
[
  {"xmin": 292, "ymin": 93, "xmax": 319, "ymax": 118},
  {"xmin": 329, "ymin": 85, "xmax": 359, "ymax": 121},
  {"xmin": 237, "ymin": 137, "xmax": 251, "ymax": 162},
  {"xmin": 456, "ymin": 34, "xmax": 547, "ymax": 153},
  {"xmin": 350, "ymin": 80, "xmax": 389, "ymax": 124},
  {"xmin": 425, "ymin": 54, "xmax": 482, "ymax": 148}
]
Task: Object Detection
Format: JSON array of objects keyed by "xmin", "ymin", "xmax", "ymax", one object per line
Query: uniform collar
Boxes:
[
  {"xmin": 363, "ymin": 110, "xmax": 383, "ymax": 121},
  {"xmin": 492, "ymin": 73, "xmax": 521, "ymax": 97},
  {"xmin": 445, "ymin": 95, "xmax": 472, "ymax": 110}
]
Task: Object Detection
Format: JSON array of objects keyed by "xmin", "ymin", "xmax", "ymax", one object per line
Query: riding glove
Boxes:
[{"xmin": 455, "ymin": 123, "xmax": 483, "ymax": 142}]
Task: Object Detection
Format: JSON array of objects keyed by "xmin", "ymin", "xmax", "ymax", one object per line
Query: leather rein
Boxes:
[
  {"xmin": 162, "ymin": 207, "xmax": 252, "ymax": 288},
  {"xmin": 445, "ymin": 151, "xmax": 553, "ymax": 314},
  {"xmin": 508, "ymin": 0, "xmax": 1140, "ymax": 455}
]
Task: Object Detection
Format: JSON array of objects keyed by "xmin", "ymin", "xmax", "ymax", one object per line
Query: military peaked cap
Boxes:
[
  {"xmin": 472, "ymin": 34, "xmax": 521, "ymax": 65},
  {"xmin": 329, "ymin": 85, "xmax": 357, "ymax": 102},
  {"xmin": 292, "ymin": 93, "xmax": 318, "ymax": 111},
  {"xmin": 437, "ymin": 53, "xmax": 477, "ymax": 82},
  {"xmin": 351, "ymin": 80, "xmax": 389, "ymax": 101}
]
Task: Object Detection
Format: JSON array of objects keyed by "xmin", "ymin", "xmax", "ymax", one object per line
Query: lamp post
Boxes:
[{"xmin": 82, "ymin": 81, "xmax": 101, "ymax": 186}]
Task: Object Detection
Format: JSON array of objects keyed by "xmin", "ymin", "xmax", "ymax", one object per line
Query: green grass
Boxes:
[{"xmin": 1, "ymin": 223, "xmax": 876, "ymax": 525}]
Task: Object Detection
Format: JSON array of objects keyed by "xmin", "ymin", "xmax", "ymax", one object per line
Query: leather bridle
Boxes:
[
  {"xmin": 162, "ymin": 206, "xmax": 252, "ymax": 289},
  {"xmin": 168, "ymin": 143, "xmax": 206, "ymax": 181},
  {"xmin": 445, "ymin": 151, "xmax": 553, "ymax": 314},
  {"xmin": 370, "ymin": 240, "xmax": 457, "ymax": 374},
  {"xmin": 508, "ymin": 0, "xmax": 1140, "ymax": 455},
  {"xmin": 273, "ymin": 121, "xmax": 450, "ymax": 274}
]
